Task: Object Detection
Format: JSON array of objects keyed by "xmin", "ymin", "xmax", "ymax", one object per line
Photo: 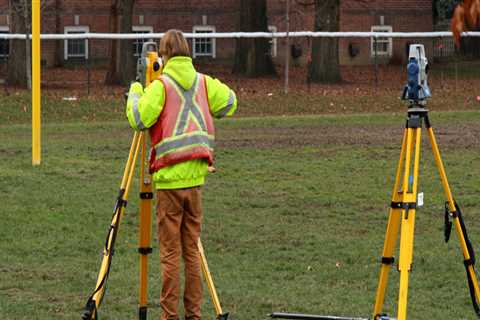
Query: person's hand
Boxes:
[
  {"xmin": 208, "ymin": 166, "xmax": 216, "ymax": 173},
  {"xmin": 130, "ymin": 81, "xmax": 143, "ymax": 90},
  {"xmin": 127, "ymin": 82, "xmax": 144, "ymax": 100}
]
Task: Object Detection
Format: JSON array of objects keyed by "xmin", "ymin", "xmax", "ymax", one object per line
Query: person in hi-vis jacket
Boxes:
[{"xmin": 126, "ymin": 29, "xmax": 237, "ymax": 320}]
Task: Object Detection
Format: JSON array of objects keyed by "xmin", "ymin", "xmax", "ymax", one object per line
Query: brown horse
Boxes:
[{"xmin": 451, "ymin": 0, "xmax": 480, "ymax": 48}]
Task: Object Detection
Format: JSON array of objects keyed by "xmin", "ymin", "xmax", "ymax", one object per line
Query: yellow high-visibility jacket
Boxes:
[{"xmin": 126, "ymin": 56, "xmax": 237, "ymax": 189}]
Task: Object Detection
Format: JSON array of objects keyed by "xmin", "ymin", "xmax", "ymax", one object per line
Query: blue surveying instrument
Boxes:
[
  {"xmin": 401, "ymin": 44, "xmax": 431, "ymax": 105},
  {"xmin": 271, "ymin": 44, "xmax": 480, "ymax": 320}
]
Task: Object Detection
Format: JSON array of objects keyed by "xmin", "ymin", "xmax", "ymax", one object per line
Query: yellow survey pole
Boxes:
[{"xmin": 32, "ymin": 0, "xmax": 41, "ymax": 165}]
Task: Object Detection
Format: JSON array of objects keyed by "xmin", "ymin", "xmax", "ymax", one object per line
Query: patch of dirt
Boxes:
[{"xmin": 216, "ymin": 122, "xmax": 480, "ymax": 151}]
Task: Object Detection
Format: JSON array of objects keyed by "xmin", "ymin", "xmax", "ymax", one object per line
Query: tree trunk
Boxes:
[
  {"xmin": 54, "ymin": 0, "xmax": 63, "ymax": 67},
  {"xmin": 8, "ymin": 0, "xmax": 28, "ymax": 87},
  {"xmin": 308, "ymin": 0, "xmax": 342, "ymax": 83},
  {"xmin": 105, "ymin": 0, "xmax": 119, "ymax": 84},
  {"xmin": 232, "ymin": 0, "xmax": 276, "ymax": 77},
  {"xmin": 105, "ymin": 0, "xmax": 135, "ymax": 85},
  {"xmin": 23, "ymin": 0, "xmax": 31, "ymax": 90},
  {"xmin": 118, "ymin": 0, "xmax": 135, "ymax": 84}
]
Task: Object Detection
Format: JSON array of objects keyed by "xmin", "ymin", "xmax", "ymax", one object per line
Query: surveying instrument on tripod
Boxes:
[
  {"xmin": 371, "ymin": 44, "xmax": 480, "ymax": 320},
  {"xmin": 270, "ymin": 44, "xmax": 480, "ymax": 320},
  {"xmin": 81, "ymin": 42, "xmax": 229, "ymax": 320}
]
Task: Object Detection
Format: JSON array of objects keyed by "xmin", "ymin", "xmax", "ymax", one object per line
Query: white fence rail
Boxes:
[{"xmin": 1, "ymin": 31, "xmax": 480, "ymax": 40}]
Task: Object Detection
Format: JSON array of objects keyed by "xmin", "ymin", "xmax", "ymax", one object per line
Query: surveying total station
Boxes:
[
  {"xmin": 136, "ymin": 42, "xmax": 163, "ymax": 87},
  {"xmin": 270, "ymin": 44, "xmax": 480, "ymax": 320},
  {"xmin": 81, "ymin": 42, "xmax": 229, "ymax": 320}
]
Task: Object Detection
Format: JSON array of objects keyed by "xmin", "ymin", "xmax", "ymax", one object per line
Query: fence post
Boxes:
[
  {"xmin": 87, "ymin": 39, "xmax": 91, "ymax": 96},
  {"xmin": 284, "ymin": 0, "xmax": 290, "ymax": 95},
  {"xmin": 374, "ymin": 37, "xmax": 378, "ymax": 89}
]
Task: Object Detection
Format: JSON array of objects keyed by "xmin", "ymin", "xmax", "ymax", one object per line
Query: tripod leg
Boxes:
[
  {"xmin": 397, "ymin": 127, "xmax": 422, "ymax": 320},
  {"xmin": 138, "ymin": 134, "xmax": 153, "ymax": 320},
  {"xmin": 427, "ymin": 127, "xmax": 480, "ymax": 307},
  {"xmin": 427, "ymin": 128, "xmax": 456, "ymax": 209},
  {"xmin": 82, "ymin": 131, "xmax": 143, "ymax": 320},
  {"xmin": 198, "ymin": 239, "xmax": 229, "ymax": 320},
  {"xmin": 373, "ymin": 129, "xmax": 408, "ymax": 317}
]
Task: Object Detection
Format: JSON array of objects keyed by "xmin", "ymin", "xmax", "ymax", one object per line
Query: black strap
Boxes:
[
  {"xmin": 82, "ymin": 190, "xmax": 127, "ymax": 319},
  {"xmin": 115, "ymin": 198, "xmax": 128, "ymax": 208},
  {"xmin": 139, "ymin": 306, "xmax": 148, "ymax": 320},
  {"xmin": 391, "ymin": 201, "xmax": 416, "ymax": 219},
  {"xmin": 391, "ymin": 201, "xmax": 416, "ymax": 210},
  {"xmin": 381, "ymin": 256, "xmax": 395, "ymax": 265},
  {"xmin": 444, "ymin": 202, "xmax": 453, "ymax": 243},
  {"xmin": 138, "ymin": 247, "xmax": 153, "ymax": 255},
  {"xmin": 140, "ymin": 192, "xmax": 153, "ymax": 199},
  {"xmin": 81, "ymin": 298, "xmax": 97, "ymax": 320},
  {"xmin": 217, "ymin": 312, "xmax": 230, "ymax": 320},
  {"xmin": 452, "ymin": 201, "xmax": 480, "ymax": 318},
  {"xmin": 465, "ymin": 259, "xmax": 475, "ymax": 267}
]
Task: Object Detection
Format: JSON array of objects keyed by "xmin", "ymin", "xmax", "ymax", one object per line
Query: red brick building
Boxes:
[
  {"xmin": 0, "ymin": 0, "xmax": 433, "ymax": 67},
  {"xmin": 340, "ymin": 1, "xmax": 434, "ymax": 65}
]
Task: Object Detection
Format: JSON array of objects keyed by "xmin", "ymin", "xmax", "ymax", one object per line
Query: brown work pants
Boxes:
[{"xmin": 157, "ymin": 187, "xmax": 203, "ymax": 320}]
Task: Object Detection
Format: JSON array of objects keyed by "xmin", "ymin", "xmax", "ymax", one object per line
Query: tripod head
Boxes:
[
  {"xmin": 136, "ymin": 41, "xmax": 163, "ymax": 87},
  {"xmin": 401, "ymin": 44, "xmax": 431, "ymax": 108}
]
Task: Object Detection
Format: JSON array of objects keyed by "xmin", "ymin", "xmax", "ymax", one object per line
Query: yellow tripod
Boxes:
[
  {"xmin": 81, "ymin": 43, "xmax": 229, "ymax": 320},
  {"xmin": 81, "ymin": 131, "xmax": 228, "ymax": 320},
  {"xmin": 372, "ymin": 106, "xmax": 480, "ymax": 320}
]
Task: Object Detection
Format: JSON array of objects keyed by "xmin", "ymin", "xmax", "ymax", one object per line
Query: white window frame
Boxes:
[
  {"xmin": 132, "ymin": 25, "xmax": 154, "ymax": 57},
  {"xmin": 0, "ymin": 25, "xmax": 9, "ymax": 58},
  {"xmin": 192, "ymin": 25, "xmax": 216, "ymax": 58},
  {"xmin": 371, "ymin": 25, "xmax": 393, "ymax": 57},
  {"xmin": 64, "ymin": 26, "xmax": 89, "ymax": 60},
  {"xmin": 268, "ymin": 25, "xmax": 277, "ymax": 58}
]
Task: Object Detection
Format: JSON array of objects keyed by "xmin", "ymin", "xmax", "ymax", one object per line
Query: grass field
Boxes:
[{"xmin": 1, "ymin": 91, "xmax": 480, "ymax": 320}]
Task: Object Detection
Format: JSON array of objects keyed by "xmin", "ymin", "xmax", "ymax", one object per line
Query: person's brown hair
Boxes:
[{"xmin": 159, "ymin": 29, "xmax": 190, "ymax": 60}]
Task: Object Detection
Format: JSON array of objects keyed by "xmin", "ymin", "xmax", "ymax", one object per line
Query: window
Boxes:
[
  {"xmin": 371, "ymin": 25, "xmax": 392, "ymax": 57},
  {"xmin": 0, "ymin": 26, "xmax": 9, "ymax": 58},
  {"xmin": 268, "ymin": 25, "xmax": 277, "ymax": 57},
  {"xmin": 192, "ymin": 26, "xmax": 216, "ymax": 58},
  {"xmin": 132, "ymin": 26, "xmax": 154, "ymax": 57},
  {"xmin": 64, "ymin": 26, "xmax": 89, "ymax": 60}
]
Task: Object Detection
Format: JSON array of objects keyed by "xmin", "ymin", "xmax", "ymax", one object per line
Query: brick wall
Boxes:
[
  {"xmin": 0, "ymin": 0, "xmax": 433, "ymax": 67},
  {"xmin": 340, "ymin": 0, "xmax": 433, "ymax": 65}
]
